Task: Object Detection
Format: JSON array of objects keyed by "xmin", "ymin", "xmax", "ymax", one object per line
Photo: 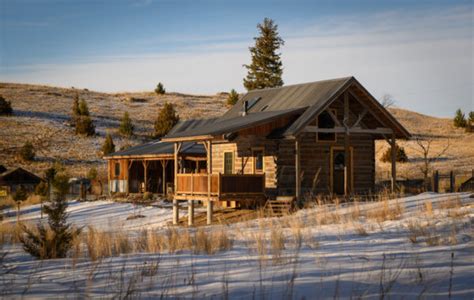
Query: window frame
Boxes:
[
  {"xmin": 252, "ymin": 148, "xmax": 265, "ymax": 174},
  {"xmin": 223, "ymin": 151, "xmax": 235, "ymax": 175},
  {"xmin": 316, "ymin": 108, "xmax": 338, "ymax": 143}
]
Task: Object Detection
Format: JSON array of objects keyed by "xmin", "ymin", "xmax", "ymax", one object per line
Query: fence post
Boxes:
[{"xmin": 449, "ymin": 171, "xmax": 455, "ymax": 193}]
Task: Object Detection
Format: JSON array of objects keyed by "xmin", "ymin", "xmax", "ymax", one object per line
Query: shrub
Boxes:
[
  {"xmin": 0, "ymin": 95, "xmax": 13, "ymax": 116},
  {"xmin": 13, "ymin": 185, "xmax": 28, "ymax": 216},
  {"xmin": 154, "ymin": 102, "xmax": 179, "ymax": 138},
  {"xmin": 469, "ymin": 111, "xmax": 474, "ymax": 123},
  {"xmin": 154, "ymin": 82, "xmax": 166, "ymax": 95},
  {"xmin": 453, "ymin": 109, "xmax": 467, "ymax": 128},
  {"xmin": 102, "ymin": 133, "xmax": 115, "ymax": 156},
  {"xmin": 35, "ymin": 181, "xmax": 49, "ymax": 198},
  {"xmin": 52, "ymin": 173, "xmax": 71, "ymax": 197},
  {"xmin": 19, "ymin": 141, "xmax": 35, "ymax": 161},
  {"xmin": 227, "ymin": 89, "xmax": 239, "ymax": 106},
  {"xmin": 78, "ymin": 99, "xmax": 90, "ymax": 116},
  {"xmin": 119, "ymin": 111, "xmax": 134, "ymax": 137},
  {"xmin": 380, "ymin": 144, "xmax": 408, "ymax": 163},
  {"xmin": 71, "ymin": 93, "xmax": 80, "ymax": 125},
  {"xmin": 75, "ymin": 116, "xmax": 95, "ymax": 136}
]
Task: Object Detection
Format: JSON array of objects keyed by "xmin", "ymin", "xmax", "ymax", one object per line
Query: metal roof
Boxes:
[
  {"xmin": 104, "ymin": 118, "xmax": 216, "ymax": 158},
  {"xmin": 163, "ymin": 107, "xmax": 306, "ymax": 140},
  {"xmin": 221, "ymin": 77, "xmax": 352, "ymax": 119}
]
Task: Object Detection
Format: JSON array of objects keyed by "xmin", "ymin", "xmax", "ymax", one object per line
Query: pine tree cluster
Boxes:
[
  {"xmin": 453, "ymin": 109, "xmax": 467, "ymax": 128},
  {"xmin": 19, "ymin": 141, "xmax": 35, "ymax": 161},
  {"xmin": 155, "ymin": 82, "xmax": 166, "ymax": 95},
  {"xmin": 71, "ymin": 93, "xmax": 95, "ymax": 136}
]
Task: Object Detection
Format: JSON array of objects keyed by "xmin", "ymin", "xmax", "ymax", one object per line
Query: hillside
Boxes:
[
  {"xmin": 0, "ymin": 82, "xmax": 472, "ymax": 181},
  {"xmin": 0, "ymin": 83, "xmax": 228, "ymax": 178}
]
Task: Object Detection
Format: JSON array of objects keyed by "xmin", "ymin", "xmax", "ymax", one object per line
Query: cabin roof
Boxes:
[
  {"xmin": 0, "ymin": 167, "xmax": 42, "ymax": 184},
  {"xmin": 163, "ymin": 76, "xmax": 411, "ymax": 141},
  {"xmin": 164, "ymin": 107, "xmax": 305, "ymax": 140}
]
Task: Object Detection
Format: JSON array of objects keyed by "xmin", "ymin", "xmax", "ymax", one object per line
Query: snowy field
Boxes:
[{"xmin": 1, "ymin": 193, "xmax": 473, "ymax": 299}]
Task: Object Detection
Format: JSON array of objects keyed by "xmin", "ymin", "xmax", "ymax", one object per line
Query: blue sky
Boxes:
[{"xmin": 0, "ymin": 0, "xmax": 472, "ymax": 117}]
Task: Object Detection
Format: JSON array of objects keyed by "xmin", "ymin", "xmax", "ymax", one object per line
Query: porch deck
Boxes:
[{"xmin": 174, "ymin": 173, "xmax": 266, "ymax": 201}]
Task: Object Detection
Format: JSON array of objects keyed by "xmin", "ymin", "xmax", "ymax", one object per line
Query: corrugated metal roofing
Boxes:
[{"xmin": 164, "ymin": 107, "xmax": 305, "ymax": 139}]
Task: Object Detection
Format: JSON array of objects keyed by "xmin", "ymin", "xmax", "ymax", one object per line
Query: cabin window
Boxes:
[
  {"xmin": 224, "ymin": 152, "xmax": 234, "ymax": 174},
  {"xmin": 253, "ymin": 149, "xmax": 264, "ymax": 173},
  {"xmin": 317, "ymin": 109, "xmax": 337, "ymax": 142},
  {"xmin": 114, "ymin": 162, "xmax": 120, "ymax": 177}
]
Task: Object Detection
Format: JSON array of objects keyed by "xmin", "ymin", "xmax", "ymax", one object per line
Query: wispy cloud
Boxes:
[{"xmin": 1, "ymin": 5, "xmax": 472, "ymax": 116}]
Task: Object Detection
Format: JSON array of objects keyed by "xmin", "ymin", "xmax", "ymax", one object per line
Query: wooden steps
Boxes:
[{"xmin": 264, "ymin": 196, "xmax": 295, "ymax": 217}]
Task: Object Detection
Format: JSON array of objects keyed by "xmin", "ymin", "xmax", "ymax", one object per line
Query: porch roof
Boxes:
[{"xmin": 103, "ymin": 141, "xmax": 206, "ymax": 159}]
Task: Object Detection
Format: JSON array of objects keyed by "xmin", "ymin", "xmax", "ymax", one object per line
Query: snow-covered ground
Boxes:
[{"xmin": 1, "ymin": 193, "xmax": 473, "ymax": 299}]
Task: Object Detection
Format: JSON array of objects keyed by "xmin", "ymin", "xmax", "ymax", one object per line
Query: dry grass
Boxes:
[{"xmin": 366, "ymin": 199, "xmax": 404, "ymax": 223}]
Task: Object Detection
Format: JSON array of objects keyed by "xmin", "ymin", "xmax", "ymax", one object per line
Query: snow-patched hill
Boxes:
[{"xmin": 1, "ymin": 193, "xmax": 473, "ymax": 299}]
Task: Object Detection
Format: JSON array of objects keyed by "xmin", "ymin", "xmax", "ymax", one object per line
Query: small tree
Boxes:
[
  {"xmin": 469, "ymin": 111, "xmax": 474, "ymax": 123},
  {"xmin": 78, "ymin": 99, "xmax": 90, "ymax": 116},
  {"xmin": 0, "ymin": 95, "xmax": 13, "ymax": 116},
  {"xmin": 154, "ymin": 102, "xmax": 179, "ymax": 138},
  {"xmin": 35, "ymin": 181, "xmax": 49, "ymax": 219},
  {"xmin": 13, "ymin": 185, "xmax": 28, "ymax": 222},
  {"xmin": 71, "ymin": 93, "xmax": 81, "ymax": 126},
  {"xmin": 102, "ymin": 133, "xmax": 115, "ymax": 156},
  {"xmin": 19, "ymin": 141, "xmax": 35, "ymax": 161},
  {"xmin": 227, "ymin": 89, "xmax": 239, "ymax": 106},
  {"xmin": 380, "ymin": 144, "xmax": 408, "ymax": 163},
  {"xmin": 75, "ymin": 116, "xmax": 95, "ymax": 136},
  {"xmin": 20, "ymin": 173, "xmax": 81, "ymax": 259},
  {"xmin": 119, "ymin": 111, "xmax": 134, "ymax": 137},
  {"xmin": 453, "ymin": 109, "xmax": 466, "ymax": 128},
  {"xmin": 380, "ymin": 94, "xmax": 395, "ymax": 108},
  {"xmin": 155, "ymin": 82, "xmax": 166, "ymax": 95},
  {"xmin": 243, "ymin": 18, "xmax": 285, "ymax": 91}
]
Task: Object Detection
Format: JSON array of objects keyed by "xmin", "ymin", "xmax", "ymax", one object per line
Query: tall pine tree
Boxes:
[
  {"xmin": 119, "ymin": 111, "xmax": 134, "ymax": 137},
  {"xmin": 154, "ymin": 102, "xmax": 179, "ymax": 138},
  {"xmin": 102, "ymin": 133, "xmax": 115, "ymax": 156},
  {"xmin": 243, "ymin": 18, "xmax": 285, "ymax": 91}
]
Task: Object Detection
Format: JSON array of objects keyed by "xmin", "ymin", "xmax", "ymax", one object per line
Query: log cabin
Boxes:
[{"xmin": 105, "ymin": 76, "xmax": 411, "ymax": 225}]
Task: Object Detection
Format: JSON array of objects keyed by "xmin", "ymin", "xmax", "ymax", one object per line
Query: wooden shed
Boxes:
[
  {"xmin": 0, "ymin": 167, "xmax": 43, "ymax": 195},
  {"xmin": 161, "ymin": 76, "xmax": 411, "ymax": 224}
]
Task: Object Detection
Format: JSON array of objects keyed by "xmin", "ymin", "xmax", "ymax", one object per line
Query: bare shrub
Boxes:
[
  {"xmin": 270, "ymin": 226, "xmax": 285, "ymax": 263},
  {"xmin": 367, "ymin": 199, "xmax": 404, "ymax": 223}
]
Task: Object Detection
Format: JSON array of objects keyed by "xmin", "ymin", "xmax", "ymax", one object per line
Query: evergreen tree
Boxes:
[
  {"xmin": 0, "ymin": 95, "xmax": 13, "ymax": 116},
  {"xmin": 468, "ymin": 111, "xmax": 474, "ymax": 124},
  {"xmin": 87, "ymin": 167, "xmax": 98, "ymax": 180},
  {"xmin": 154, "ymin": 102, "xmax": 179, "ymax": 138},
  {"xmin": 243, "ymin": 18, "xmax": 285, "ymax": 91},
  {"xmin": 102, "ymin": 133, "xmax": 115, "ymax": 156},
  {"xmin": 453, "ymin": 109, "xmax": 467, "ymax": 128},
  {"xmin": 155, "ymin": 82, "xmax": 166, "ymax": 95},
  {"xmin": 75, "ymin": 115, "xmax": 95, "ymax": 136},
  {"xmin": 78, "ymin": 99, "xmax": 90, "ymax": 116},
  {"xmin": 380, "ymin": 144, "xmax": 408, "ymax": 163},
  {"xmin": 20, "ymin": 173, "xmax": 81, "ymax": 259},
  {"xmin": 227, "ymin": 89, "xmax": 239, "ymax": 106},
  {"xmin": 19, "ymin": 141, "xmax": 35, "ymax": 161},
  {"xmin": 119, "ymin": 111, "xmax": 134, "ymax": 137}
]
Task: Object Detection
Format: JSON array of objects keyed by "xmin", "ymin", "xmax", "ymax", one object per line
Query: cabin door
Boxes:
[{"xmin": 331, "ymin": 148, "xmax": 352, "ymax": 194}]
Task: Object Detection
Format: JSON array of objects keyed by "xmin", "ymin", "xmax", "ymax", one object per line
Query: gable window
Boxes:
[
  {"xmin": 253, "ymin": 149, "xmax": 264, "ymax": 173},
  {"xmin": 223, "ymin": 152, "xmax": 234, "ymax": 174},
  {"xmin": 114, "ymin": 162, "xmax": 121, "ymax": 177},
  {"xmin": 317, "ymin": 109, "xmax": 337, "ymax": 142}
]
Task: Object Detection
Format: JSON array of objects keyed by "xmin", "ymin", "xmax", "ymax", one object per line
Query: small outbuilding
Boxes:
[{"xmin": 0, "ymin": 167, "xmax": 43, "ymax": 195}]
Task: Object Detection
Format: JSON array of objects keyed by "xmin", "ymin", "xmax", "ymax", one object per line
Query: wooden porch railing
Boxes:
[{"xmin": 175, "ymin": 173, "xmax": 265, "ymax": 198}]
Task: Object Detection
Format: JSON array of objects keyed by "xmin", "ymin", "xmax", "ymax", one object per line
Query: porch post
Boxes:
[
  {"xmin": 126, "ymin": 159, "xmax": 130, "ymax": 195},
  {"xmin": 390, "ymin": 133, "xmax": 397, "ymax": 193},
  {"xmin": 295, "ymin": 137, "xmax": 301, "ymax": 200},
  {"xmin": 344, "ymin": 92, "xmax": 350, "ymax": 196},
  {"xmin": 207, "ymin": 140, "xmax": 213, "ymax": 225},
  {"xmin": 142, "ymin": 160, "xmax": 148, "ymax": 193},
  {"xmin": 173, "ymin": 143, "xmax": 180, "ymax": 225},
  {"xmin": 161, "ymin": 160, "xmax": 167, "ymax": 196},
  {"xmin": 188, "ymin": 200, "xmax": 194, "ymax": 226}
]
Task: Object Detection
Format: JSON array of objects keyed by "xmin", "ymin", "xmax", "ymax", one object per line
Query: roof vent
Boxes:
[{"xmin": 242, "ymin": 100, "xmax": 248, "ymax": 116}]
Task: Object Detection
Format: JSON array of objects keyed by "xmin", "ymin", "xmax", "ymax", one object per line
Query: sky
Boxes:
[{"xmin": 0, "ymin": 0, "xmax": 472, "ymax": 117}]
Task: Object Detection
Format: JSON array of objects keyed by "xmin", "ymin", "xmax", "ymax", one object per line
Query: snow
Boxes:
[{"xmin": 1, "ymin": 193, "xmax": 473, "ymax": 299}]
